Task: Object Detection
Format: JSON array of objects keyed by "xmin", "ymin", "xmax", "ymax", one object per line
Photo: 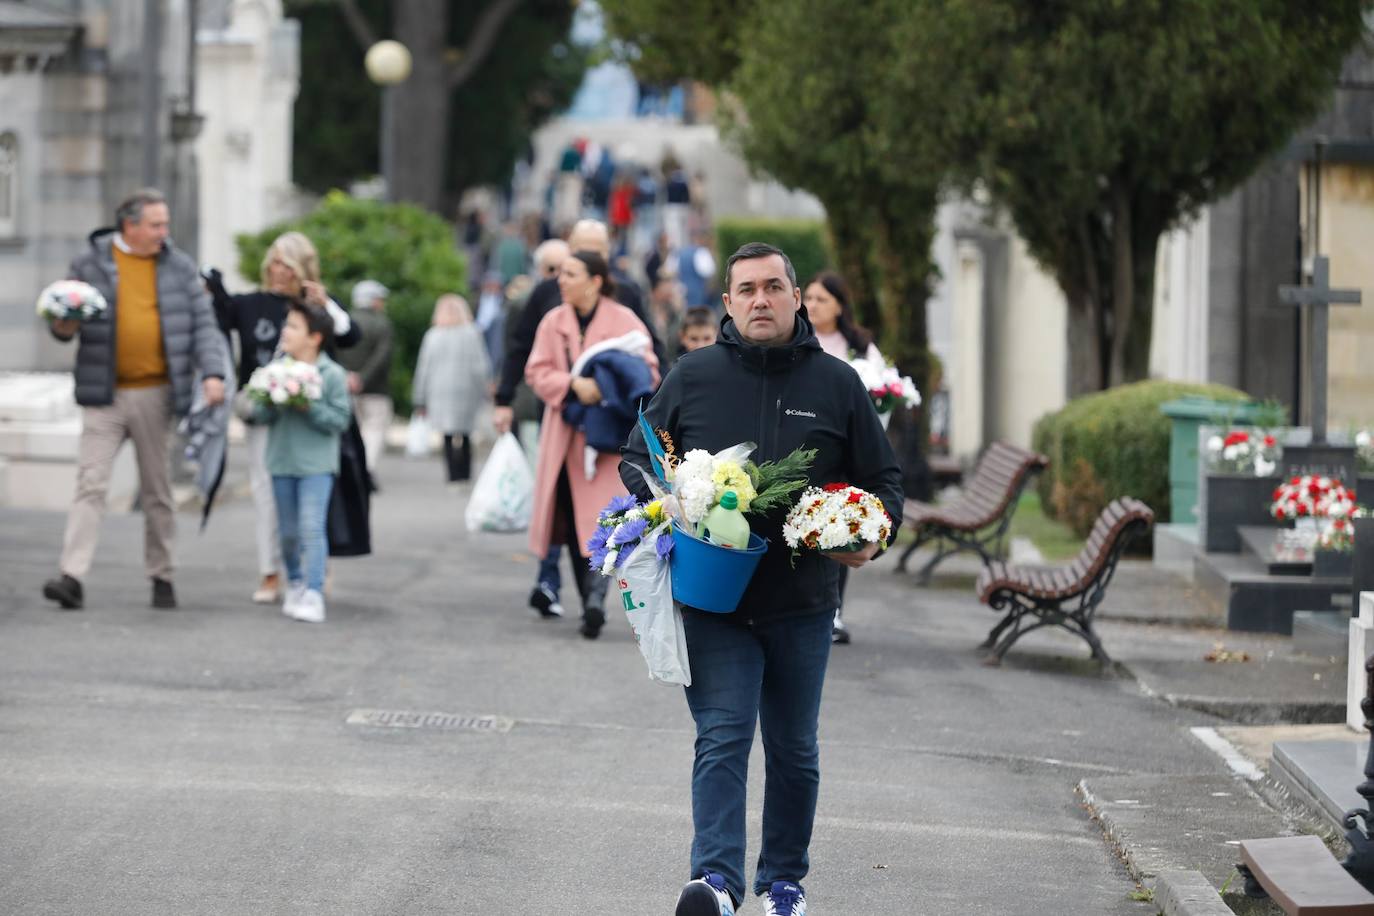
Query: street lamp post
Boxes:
[{"xmin": 363, "ymin": 40, "xmax": 412, "ymax": 201}]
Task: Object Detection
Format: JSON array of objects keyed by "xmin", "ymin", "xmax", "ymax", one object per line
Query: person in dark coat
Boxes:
[{"xmin": 621, "ymin": 243, "xmax": 902, "ymax": 916}]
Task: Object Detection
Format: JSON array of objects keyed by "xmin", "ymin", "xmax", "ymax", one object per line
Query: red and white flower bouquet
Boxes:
[
  {"xmin": 1270, "ymin": 475, "xmax": 1356, "ymax": 522},
  {"xmin": 782, "ymin": 482, "xmax": 892, "ymax": 553},
  {"xmin": 1205, "ymin": 429, "xmax": 1279, "ymax": 477}
]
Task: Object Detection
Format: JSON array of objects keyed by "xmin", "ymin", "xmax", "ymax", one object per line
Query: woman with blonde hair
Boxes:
[
  {"xmin": 412, "ymin": 294, "xmax": 491, "ymax": 483},
  {"xmin": 206, "ymin": 230, "xmax": 358, "ymax": 604}
]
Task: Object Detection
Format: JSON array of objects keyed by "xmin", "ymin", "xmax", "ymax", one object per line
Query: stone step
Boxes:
[
  {"xmin": 1271, "ymin": 736, "xmax": 1367, "ymax": 832},
  {"xmin": 1294, "ymin": 610, "xmax": 1350, "ymax": 657},
  {"xmin": 1195, "ymin": 549, "xmax": 1352, "ymax": 634}
]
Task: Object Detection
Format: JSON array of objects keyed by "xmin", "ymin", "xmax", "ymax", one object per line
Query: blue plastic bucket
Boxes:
[{"xmin": 669, "ymin": 521, "xmax": 768, "ymax": 613}]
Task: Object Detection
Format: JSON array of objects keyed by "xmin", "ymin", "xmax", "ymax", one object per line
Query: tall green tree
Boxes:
[
  {"xmin": 287, "ymin": 0, "xmax": 588, "ymax": 214},
  {"xmin": 887, "ymin": 0, "xmax": 1370, "ymax": 394}
]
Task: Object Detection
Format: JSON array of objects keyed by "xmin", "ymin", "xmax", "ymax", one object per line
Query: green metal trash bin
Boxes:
[{"xmin": 1159, "ymin": 397, "xmax": 1262, "ymax": 525}]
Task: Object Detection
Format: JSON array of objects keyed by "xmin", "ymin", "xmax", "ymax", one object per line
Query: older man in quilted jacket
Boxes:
[{"xmin": 41, "ymin": 188, "xmax": 228, "ymax": 612}]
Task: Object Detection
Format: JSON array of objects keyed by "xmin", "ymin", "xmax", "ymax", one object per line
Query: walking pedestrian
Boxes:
[
  {"xmin": 251, "ymin": 302, "xmax": 352, "ymax": 623},
  {"xmin": 621, "ymin": 243, "xmax": 902, "ymax": 916},
  {"xmin": 411, "ymin": 295, "xmax": 491, "ymax": 484},
  {"xmin": 207, "ymin": 231, "xmax": 358, "ymax": 603},
  {"xmin": 802, "ymin": 270, "xmax": 885, "ymax": 644},
  {"xmin": 526, "ymin": 251, "xmax": 659, "ymax": 639},
  {"xmin": 338, "ymin": 280, "xmax": 394, "ymax": 478},
  {"xmin": 41, "ymin": 188, "xmax": 230, "ymax": 612}
]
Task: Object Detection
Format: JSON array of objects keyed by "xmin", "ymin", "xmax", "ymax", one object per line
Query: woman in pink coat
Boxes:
[{"xmin": 526, "ymin": 251, "xmax": 660, "ymax": 639}]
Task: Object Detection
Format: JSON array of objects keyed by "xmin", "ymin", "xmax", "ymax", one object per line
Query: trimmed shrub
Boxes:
[
  {"xmin": 715, "ymin": 217, "xmax": 831, "ymax": 291},
  {"xmin": 1031, "ymin": 379, "xmax": 1250, "ymax": 537},
  {"xmin": 235, "ymin": 191, "xmax": 468, "ymax": 415}
]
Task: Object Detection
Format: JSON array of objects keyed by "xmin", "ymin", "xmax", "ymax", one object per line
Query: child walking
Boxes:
[{"xmin": 255, "ymin": 302, "xmax": 352, "ymax": 623}]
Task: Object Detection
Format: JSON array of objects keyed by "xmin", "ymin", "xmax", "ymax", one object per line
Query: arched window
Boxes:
[{"xmin": 0, "ymin": 133, "xmax": 17, "ymax": 238}]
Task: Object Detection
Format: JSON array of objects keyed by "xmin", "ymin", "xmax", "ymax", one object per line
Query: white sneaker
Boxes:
[
  {"xmin": 762, "ymin": 881, "xmax": 806, "ymax": 916},
  {"xmin": 289, "ymin": 589, "xmax": 326, "ymax": 623},
  {"xmin": 281, "ymin": 582, "xmax": 306, "ymax": 619}
]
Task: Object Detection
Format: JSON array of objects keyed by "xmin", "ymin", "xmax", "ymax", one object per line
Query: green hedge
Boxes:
[
  {"xmin": 715, "ymin": 217, "xmax": 831, "ymax": 291},
  {"xmin": 1031, "ymin": 379, "xmax": 1250, "ymax": 537},
  {"xmin": 235, "ymin": 191, "xmax": 467, "ymax": 415}
]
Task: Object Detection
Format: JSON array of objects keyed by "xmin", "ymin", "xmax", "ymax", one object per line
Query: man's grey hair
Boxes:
[
  {"xmin": 114, "ymin": 188, "xmax": 167, "ymax": 230},
  {"xmin": 724, "ymin": 242, "xmax": 796, "ymax": 292},
  {"xmin": 352, "ymin": 279, "xmax": 389, "ymax": 310},
  {"xmin": 533, "ymin": 238, "xmax": 570, "ymax": 273}
]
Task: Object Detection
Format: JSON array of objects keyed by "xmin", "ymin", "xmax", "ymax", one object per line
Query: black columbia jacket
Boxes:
[{"xmin": 620, "ymin": 311, "xmax": 903, "ymax": 624}]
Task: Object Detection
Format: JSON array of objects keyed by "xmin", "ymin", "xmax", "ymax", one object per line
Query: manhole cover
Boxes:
[{"xmin": 346, "ymin": 709, "xmax": 515, "ymax": 733}]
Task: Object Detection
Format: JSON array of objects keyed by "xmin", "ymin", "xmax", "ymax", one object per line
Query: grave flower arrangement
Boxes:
[
  {"xmin": 36, "ymin": 279, "xmax": 108, "ymax": 322},
  {"xmin": 1357, "ymin": 429, "xmax": 1374, "ymax": 473},
  {"xmin": 1317, "ymin": 512, "xmax": 1367, "ymax": 552},
  {"xmin": 782, "ymin": 482, "xmax": 893, "ymax": 554},
  {"xmin": 244, "ymin": 356, "xmax": 323, "ymax": 410},
  {"xmin": 848, "ymin": 356, "xmax": 922, "ymax": 415},
  {"xmin": 1205, "ymin": 429, "xmax": 1279, "ymax": 477},
  {"xmin": 1270, "ymin": 475, "xmax": 1356, "ymax": 521}
]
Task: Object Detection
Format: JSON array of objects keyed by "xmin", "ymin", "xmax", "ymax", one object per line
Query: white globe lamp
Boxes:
[{"xmin": 365, "ymin": 40, "xmax": 412, "ymax": 86}]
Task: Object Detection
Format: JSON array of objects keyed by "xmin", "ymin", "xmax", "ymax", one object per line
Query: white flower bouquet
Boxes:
[
  {"xmin": 782, "ymin": 482, "xmax": 892, "ymax": 553},
  {"xmin": 36, "ymin": 280, "xmax": 108, "ymax": 322},
  {"xmin": 848, "ymin": 356, "xmax": 921, "ymax": 414},
  {"xmin": 245, "ymin": 357, "xmax": 323, "ymax": 410}
]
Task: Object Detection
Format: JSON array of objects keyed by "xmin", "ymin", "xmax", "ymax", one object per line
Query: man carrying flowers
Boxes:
[{"xmin": 620, "ymin": 243, "xmax": 903, "ymax": 916}]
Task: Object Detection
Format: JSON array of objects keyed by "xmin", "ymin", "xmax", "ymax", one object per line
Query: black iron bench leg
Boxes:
[{"xmin": 897, "ymin": 538, "xmax": 922, "ymax": 573}]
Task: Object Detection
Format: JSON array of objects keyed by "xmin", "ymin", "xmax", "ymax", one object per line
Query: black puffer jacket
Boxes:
[
  {"xmin": 55, "ymin": 229, "xmax": 227, "ymax": 416},
  {"xmin": 620, "ymin": 311, "xmax": 903, "ymax": 624}
]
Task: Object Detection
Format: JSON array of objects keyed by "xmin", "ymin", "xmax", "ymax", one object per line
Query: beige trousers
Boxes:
[
  {"xmin": 246, "ymin": 423, "xmax": 282, "ymax": 577},
  {"xmin": 354, "ymin": 393, "xmax": 392, "ymax": 474},
  {"xmin": 59, "ymin": 385, "xmax": 176, "ymax": 580}
]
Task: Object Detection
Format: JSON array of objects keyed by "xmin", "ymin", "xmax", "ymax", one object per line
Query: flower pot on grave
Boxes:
[
  {"xmin": 1160, "ymin": 399, "xmax": 1262, "ymax": 524},
  {"xmin": 1313, "ymin": 547, "xmax": 1354, "ymax": 579},
  {"xmin": 1200, "ymin": 473, "xmax": 1280, "ymax": 552},
  {"xmin": 1354, "ymin": 517, "xmax": 1374, "ymax": 601}
]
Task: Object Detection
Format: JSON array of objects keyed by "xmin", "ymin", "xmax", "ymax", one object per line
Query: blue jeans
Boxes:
[
  {"xmin": 538, "ymin": 545, "xmax": 562, "ymax": 594},
  {"xmin": 681, "ymin": 608, "xmax": 834, "ymax": 903},
  {"xmin": 271, "ymin": 474, "xmax": 334, "ymax": 592}
]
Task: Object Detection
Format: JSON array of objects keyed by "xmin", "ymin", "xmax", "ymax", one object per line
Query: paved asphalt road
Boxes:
[{"xmin": 0, "ymin": 450, "xmax": 1234, "ymax": 915}]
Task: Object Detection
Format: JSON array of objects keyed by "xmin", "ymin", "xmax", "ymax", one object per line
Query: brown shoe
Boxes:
[{"xmin": 252, "ymin": 573, "xmax": 281, "ymax": 604}]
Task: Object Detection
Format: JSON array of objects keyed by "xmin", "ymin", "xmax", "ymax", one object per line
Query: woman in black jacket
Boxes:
[{"xmin": 207, "ymin": 231, "xmax": 362, "ymax": 605}]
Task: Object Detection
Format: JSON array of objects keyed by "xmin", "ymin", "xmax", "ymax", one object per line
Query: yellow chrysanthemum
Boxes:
[
  {"xmin": 645, "ymin": 500, "xmax": 665, "ymax": 524},
  {"xmin": 711, "ymin": 461, "xmax": 757, "ymax": 511}
]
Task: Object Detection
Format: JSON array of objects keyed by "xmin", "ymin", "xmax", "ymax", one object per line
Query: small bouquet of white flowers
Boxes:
[
  {"xmin": 36, "ymin": 280, "xmax": 108, "ymax": 322},
  {"xmin": 245, "ymin": 356, "xmax": 323, "ymax": 410},
  {"xmin": 782, "ymin": 482, "xmax": 892, "ymax": 554}
]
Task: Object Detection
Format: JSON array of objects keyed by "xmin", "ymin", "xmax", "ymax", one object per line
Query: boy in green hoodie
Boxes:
[{"xmin": 255, "ymin": 302, "xmax": 351, "ymax": 622}]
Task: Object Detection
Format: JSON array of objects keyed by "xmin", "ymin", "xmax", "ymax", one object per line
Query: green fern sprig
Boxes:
[{"xmin": 745, "ymin": 447, "xmax": 817, "ymax": 516}]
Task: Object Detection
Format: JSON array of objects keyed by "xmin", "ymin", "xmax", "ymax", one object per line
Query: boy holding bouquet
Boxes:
[{"xmin": 253, "ymin": 302, "xmax": 351, "ymax": 623}]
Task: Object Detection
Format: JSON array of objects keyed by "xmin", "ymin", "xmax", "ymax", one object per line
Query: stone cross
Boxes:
[{"xmin": 1278, "ymin": 255, "xmax": 1361, "ymax": 445}]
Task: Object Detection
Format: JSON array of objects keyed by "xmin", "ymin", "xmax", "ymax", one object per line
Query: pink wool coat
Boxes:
[{"xmin": 525, "ymin": 298, "xmax": 659, "ymax": 558}]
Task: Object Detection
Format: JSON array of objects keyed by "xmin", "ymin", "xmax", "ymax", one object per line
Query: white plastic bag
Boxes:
[
  {"xmin": 405, "ymin": 414, "xmax": 432, "ymax": 458},
  {"xmin": 616, "ymin": 527, "xmax": 691, "ymax": 686},
  {"xmin": 465, "ymin": 432, "xmax": 534, "ymax": 533}
]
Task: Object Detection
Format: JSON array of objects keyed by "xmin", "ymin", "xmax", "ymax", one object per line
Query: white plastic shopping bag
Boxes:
[
  {"xmin": 465, "ymin": 432, "xmax": 534, "ymax": 533},
  {"xmin": 616, "ymin": 528, "xmax": 691, "ymax": 686},
  {"xmin": 405, "ymin": 414, "xmax": 432, "ymax": 458}
]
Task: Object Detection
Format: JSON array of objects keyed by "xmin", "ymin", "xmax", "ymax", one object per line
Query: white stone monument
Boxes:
[{"xmin": 1349, "ymin": 591, "xmax": 1374, "ymax": 731}]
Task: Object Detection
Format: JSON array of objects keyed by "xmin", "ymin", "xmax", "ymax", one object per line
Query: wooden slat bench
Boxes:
[
  {"xmin": 974, "ymin": 497, "xmax": 1153, "ymax": 664},
  {"xmin": 897, "ymin": 441, "xmax": 1048, "ymax": 583},
  {"xmin": 1237, "ymin": 835, "xmax": 1374, "ymax": 914}
]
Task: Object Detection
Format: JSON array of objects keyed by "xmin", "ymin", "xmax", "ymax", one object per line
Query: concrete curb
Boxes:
[{"xmin": 1154, "ymin": 870, "xmax": 1234, "ymax": 916}]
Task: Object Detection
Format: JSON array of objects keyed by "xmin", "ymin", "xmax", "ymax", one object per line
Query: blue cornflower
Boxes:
[
  {"xmin": 599, "ymin": 494, "xmax": 640, "ymax": 522},
  {"xmin": 655, "ymin": 531, "xmax": 674, "ymax": 560},
  {"xmin": 611, "ymin": 517, "xmax": 649, "ymax": 548},
  {"xmin": 586, "ymin": 526, "xmax": 611, "ymax": 554}
]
